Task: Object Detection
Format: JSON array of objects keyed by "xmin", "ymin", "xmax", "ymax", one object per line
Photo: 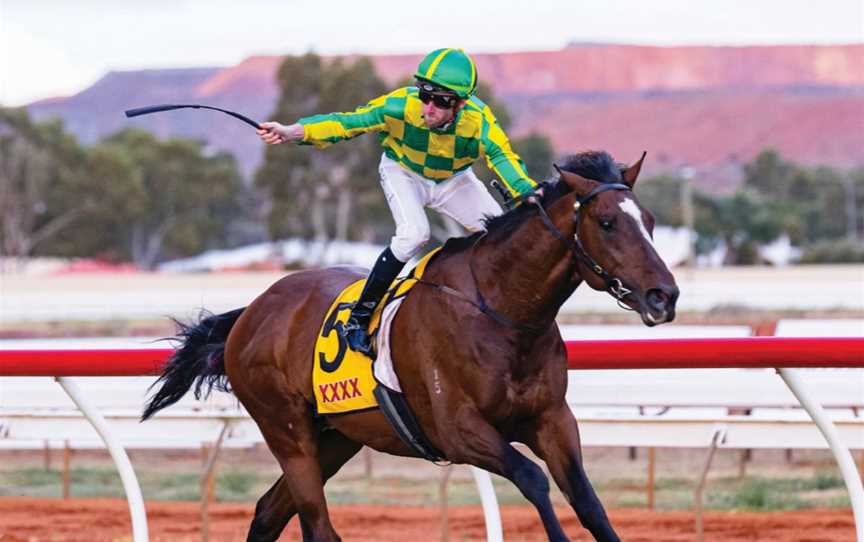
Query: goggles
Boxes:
[{"xmin": 417, "ymin": 81, "xmax": 459, "ymax": 109}]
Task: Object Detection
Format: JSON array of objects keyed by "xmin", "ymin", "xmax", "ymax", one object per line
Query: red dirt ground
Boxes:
[{"xmin": 0, "ymin": 497, "xmax": 854, "ymax": 542}]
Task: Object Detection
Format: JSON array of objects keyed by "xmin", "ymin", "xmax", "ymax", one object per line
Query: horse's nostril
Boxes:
[{"xmin": 646, "ymin": 288, "xmax": 669, "ymax": 310}]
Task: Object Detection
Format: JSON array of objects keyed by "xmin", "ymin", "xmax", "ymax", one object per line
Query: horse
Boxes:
[{"xmin": 142, "ymin": 150, "xmax": 679, "ymax": 542}]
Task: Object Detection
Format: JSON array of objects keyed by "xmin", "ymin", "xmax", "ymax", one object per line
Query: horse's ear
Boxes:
[
  {"xmin": 554, "ymin": 164, "xmax": 599, "ymax": 199},
  {"xmin": 621, "ymin": 151, "xmax": 647, "ymax": 187}
]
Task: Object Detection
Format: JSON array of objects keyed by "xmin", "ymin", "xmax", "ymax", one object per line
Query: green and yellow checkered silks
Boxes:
[
  {"xmin": 297, "ymin": 87, "xmax": 536, "ymax": 197},
  {"xmin": 415, "ymin": 48, "xmax": 477, "ymax": 98}
]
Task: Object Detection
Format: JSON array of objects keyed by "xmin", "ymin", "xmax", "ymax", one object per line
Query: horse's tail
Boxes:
[{"xmin": 141, "ymin": 307, "xmax": 245, "ymax": 421}]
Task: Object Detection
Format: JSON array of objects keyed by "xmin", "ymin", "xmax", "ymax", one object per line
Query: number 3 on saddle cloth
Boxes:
[{"xmin": 312, "ymin": 247, "xmax": 442, "ymax": 415}]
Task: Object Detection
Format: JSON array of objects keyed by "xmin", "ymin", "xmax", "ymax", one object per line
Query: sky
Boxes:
[{"xmin": 1, "ymin": 0, "xmax": 862, "ymax": 106}]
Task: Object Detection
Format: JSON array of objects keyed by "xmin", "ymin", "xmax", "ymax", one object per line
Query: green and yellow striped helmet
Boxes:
[{"xmin": 415, "ymin": 48, "xmax": 477, "ymax": 98}]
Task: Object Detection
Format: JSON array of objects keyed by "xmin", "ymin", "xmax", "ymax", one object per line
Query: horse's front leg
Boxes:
[
  {"xmin": 525, "ymin": 405, "xmax": 621, "ymax": 542},
  {"xmin": 445, "ymin": 405, "xmax": 570, "ymax": 542}
]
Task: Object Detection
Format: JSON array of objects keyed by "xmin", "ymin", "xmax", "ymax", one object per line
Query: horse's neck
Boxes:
[{"xmin": 473, "ymin": 197, "xmax": 581, "ymax": 330}]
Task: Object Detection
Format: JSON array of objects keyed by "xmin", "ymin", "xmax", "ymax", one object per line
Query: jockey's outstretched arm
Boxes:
[{"xmin": 257, "ymin": 94, "xmax": 389, "ymax": 147}]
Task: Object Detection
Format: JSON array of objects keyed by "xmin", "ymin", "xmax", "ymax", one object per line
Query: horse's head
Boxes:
[{"xmin": 555, "ymin": 151, "xmax": 679, "ymax": 326}]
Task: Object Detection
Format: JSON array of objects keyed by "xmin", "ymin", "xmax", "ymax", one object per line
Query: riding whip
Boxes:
[{"xmin": 124, "ymin": 104, "xmax": 261, "ymax": 129}]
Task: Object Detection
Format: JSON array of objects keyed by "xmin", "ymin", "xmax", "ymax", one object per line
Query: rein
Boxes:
[
  {"xmin": 534, "ymin": 183, "xmax": 637, "ymax": 310},
  {"xmin": 416, "ymin": 181, "xmax": 636, "ymax": 334},
  {"xmin": 414, "ymin": 230, "xmax": 545, "ymax": 334}
]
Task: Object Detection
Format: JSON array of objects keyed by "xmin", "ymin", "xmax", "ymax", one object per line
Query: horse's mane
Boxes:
[
  {"xmin": 557, "ymin": 150, "xmax": 625, "ymax": 185},
  {"xmin": 441, "ymin": 150, "xmax": 624, "ymax": 255}
]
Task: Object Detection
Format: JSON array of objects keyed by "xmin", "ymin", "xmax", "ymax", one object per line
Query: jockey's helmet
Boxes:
[{"xmin": 414, "ymin": 48, "xmax": 477, "ymax": 99}]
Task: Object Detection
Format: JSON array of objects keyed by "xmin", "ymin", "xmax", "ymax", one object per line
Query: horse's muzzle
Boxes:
[{"xmin": 641, "ymin": 285, "xmax": 679, "ymax": 326}]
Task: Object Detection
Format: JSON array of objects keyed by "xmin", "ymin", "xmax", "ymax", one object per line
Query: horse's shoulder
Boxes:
[{"xmin": 412, "ymin": 246, "xmax": 469, "ymax": 284}]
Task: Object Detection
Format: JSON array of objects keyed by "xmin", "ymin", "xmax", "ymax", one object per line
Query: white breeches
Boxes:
[{"xmin": 378, "ymin": 154, "xmax": 503, "ymax": 262}]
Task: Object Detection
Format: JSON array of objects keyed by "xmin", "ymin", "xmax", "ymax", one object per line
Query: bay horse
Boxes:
[{"xmin": 142, "ymin": 150, "xmax": 679, "ymax": 542}]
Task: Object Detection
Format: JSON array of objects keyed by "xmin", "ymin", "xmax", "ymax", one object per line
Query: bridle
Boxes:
[
  {"xmin": 532, "ymin": 182, "xmax": 635, "ymax": 309},
  {"xmin": 416, "ymin": 179, "xmax": 636, "ymax": 335}
]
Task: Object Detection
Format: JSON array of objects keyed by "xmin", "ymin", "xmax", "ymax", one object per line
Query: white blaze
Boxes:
[{"xmin": 619, "ymin": 197, "xmax": 655, "ymax": 247}]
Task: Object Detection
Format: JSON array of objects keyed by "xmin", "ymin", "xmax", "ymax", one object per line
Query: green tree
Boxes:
[
  {"xmin": 0, "ymin": 108, "xmax": 245, "ymax": 267},
  {"xmin": 850, "ymin": 166, "xmax": 864, "ymax": 241},
  {"xmin": 637, "ymin": 150, "xmax": 864, "ymax": 264},
  {"xmin": 474, "ymin": 80, "xmax": 512, "ymax": 129},
  {"xmin": 694, "ymin": 189, "xmax": 786, "ymax": 264},
  {"xmin": 744, "ymin": 149, "xmax": 860, "ymax": 245},
  {"xmin": 512, "ymin": 133, "xmax": 555, "ymax": 181},
  {"xmin": 743, "ymin": 149, "xmax": 796, "ymax": 197},
  {"xmin": 634, "ymin": 175, "xmax": 686, "ymax": 227},
  {"xmin": 468, "ymin": 81, "xmax": 555, "ymax": 201},
  {"xmin": 469, "ymin": 80, "xmax": 513, "ymax": 187},
  {"xmin": 75, "ymin": 129, "xmax": 244, "ymax": 269},
  {"xmin": 802, "ymin": 166, "xmax": 848, "ymax": 241},
  {"xmin": 43, "ymin": 142, "xmax": 144, "ymax": 259},
  {"xmin": 0, "ymin": 107, "xmax": 93, "ymax": 262},
  {"xmin": 255, "ymin": 54, "xmax": 389, "ymax": 246}
]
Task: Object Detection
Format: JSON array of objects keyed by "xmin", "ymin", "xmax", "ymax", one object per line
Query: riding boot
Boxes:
[{"xmin": 343, "ymin": 247, "xmax": 406, "ymax": 356}]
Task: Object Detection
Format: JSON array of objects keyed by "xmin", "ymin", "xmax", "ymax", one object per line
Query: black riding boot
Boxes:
[{"xmin": 344, "ymin": 247, "xmax": 406, "ymax": 355}]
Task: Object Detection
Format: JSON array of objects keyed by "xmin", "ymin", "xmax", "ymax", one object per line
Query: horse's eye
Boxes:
[{"xmin": 599, "ymin": 219, "xmax": 614, "ymax": 231}]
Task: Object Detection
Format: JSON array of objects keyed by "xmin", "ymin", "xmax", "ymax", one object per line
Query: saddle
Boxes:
[
  {"xmin": 312, "ymin": 248, "xmax": 446, "ymax": 461},
  {"xmin": 312, "ymin": 249, "xmax": 439, "ymax": 414}
]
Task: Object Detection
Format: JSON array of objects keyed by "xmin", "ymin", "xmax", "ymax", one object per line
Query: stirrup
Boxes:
[
  {"xmin": 342, "ymin": 317, "xmax": 362, "ymax": 333},
  {"xmin": 345, "ymin": 325, "xmax": 374, "ymax": 356}
]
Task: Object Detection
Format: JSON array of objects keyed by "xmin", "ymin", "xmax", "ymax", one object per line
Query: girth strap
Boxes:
[{"xmin": 373, "ymin": 385, "xmax": 448, "ymax": 464}]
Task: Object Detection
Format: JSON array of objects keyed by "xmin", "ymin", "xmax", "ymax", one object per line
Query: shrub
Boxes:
[{"xmin": 797, "ymin": 239, "xmax": 864, "ymax": 263}]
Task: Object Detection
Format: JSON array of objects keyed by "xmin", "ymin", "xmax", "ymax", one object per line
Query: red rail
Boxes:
[
  {"xmin": 0, "ymin": 338, "xmax": 862, "ymax": 376},
  {"xmin": 0, "ymin": 349, "xmax": 169, "ymax": 376}
]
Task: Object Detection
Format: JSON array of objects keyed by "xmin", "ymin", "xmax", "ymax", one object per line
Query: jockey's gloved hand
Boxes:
[
  {"xmin": 257, "ymin": 122, "xmax": 304, "ymax": 145},
  {"xmin": 525, "ymin": 186, "xmax": 545, "ymax": 205},
  {"xmin": 493, "ymin": 181, "xmax": 546, "ymax": 209}
]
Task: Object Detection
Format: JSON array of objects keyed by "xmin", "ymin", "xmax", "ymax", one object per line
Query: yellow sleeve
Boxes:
[
  {"xmin": 297, "ymin": 93, "xmax": 390, "ymax": 149},
  {"xmin": 479, "ymin": 107, "xmax": 537, "ymax": 196}
]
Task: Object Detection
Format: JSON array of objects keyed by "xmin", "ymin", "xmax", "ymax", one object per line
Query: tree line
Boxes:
[
  {"xmin": 0, "ymin": 108, "xmax": 246, "ymax": 269},
  {"xmin": 2, "ymin": 53, "xmax": 861, "ymax": 268},
  {"xmin": 636, "ymin": 150, "xmax": 864, "ymax": 264}
]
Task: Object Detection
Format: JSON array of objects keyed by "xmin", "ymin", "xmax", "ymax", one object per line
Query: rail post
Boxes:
[
  {"xmin": 778, "ymin": 368, "xmax": 864, "ymax": 541},
  {"xmin": 55, "ymin": 377, "xmax": 149, "ymax": 542}
]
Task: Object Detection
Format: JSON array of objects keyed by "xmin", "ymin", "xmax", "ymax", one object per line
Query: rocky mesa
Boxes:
[{"xmin": 28, "ymin": 44, "xmax": 864, "ymax": 188}]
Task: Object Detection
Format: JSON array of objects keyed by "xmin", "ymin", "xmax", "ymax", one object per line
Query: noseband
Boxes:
[{"xmin": 531, "ymin": 182, "xmax": 636, "ymax": 309}]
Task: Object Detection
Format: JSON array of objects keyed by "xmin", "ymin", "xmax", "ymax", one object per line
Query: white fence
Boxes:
[
  {"xmin": 2, "ymin": 321, "xmax": 863, "ymax": 542},
  {"xmin": 2, "ymin": 321, "xmax": 863, "ymax": 450}
]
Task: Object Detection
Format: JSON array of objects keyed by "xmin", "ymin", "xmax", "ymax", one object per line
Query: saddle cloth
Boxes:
[{"xmin": 312, "ymin": 247, "xmax": 441, "ymax": 415}]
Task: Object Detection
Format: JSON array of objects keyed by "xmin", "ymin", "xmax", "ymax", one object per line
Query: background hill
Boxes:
[{"xmin": 27, "ymin": 44, "xmax": 864, "ymax": 190}]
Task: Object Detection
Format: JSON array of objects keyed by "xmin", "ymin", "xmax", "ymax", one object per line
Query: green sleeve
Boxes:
[
  {"xmin": 479, "ymin": 108, "xmax": 537, "ymax": 197},
  {"xmin": 297, "ymin": 93, "xmax": 389, "ymax": 149}
]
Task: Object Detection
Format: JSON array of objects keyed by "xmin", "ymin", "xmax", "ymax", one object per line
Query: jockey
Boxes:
[{"xmin": 258, "ymin": 48, "xmax": 538, "ymax": 355}]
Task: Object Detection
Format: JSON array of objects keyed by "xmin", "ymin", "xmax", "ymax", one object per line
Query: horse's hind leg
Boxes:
[
  {"xmin": 248, "ymin": 474, "xmax": 292, "ymax": 542},
  {"xmin": 448, "ymin": 407, "xmax": 570, "ymax": 542},
  {"xmin": 247, "ymin": 399, "xmax": 360, "ymax": 542},
  {"xmin": 248, "ymin": 430, "xmax": 362, "ymax": 542},
  {"xmin": 525, "ymin": 405, "xmax": 620, "ymax": 542}
]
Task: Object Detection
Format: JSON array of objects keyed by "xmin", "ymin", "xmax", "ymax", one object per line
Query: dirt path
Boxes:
[{"xmin": 0, "ymin": 497, "xmax": 854, "ymax": 542}]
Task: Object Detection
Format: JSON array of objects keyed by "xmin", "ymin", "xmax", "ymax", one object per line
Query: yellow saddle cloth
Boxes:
[{"xmin": 312, "ymin": 247, "xmax": 441, "ymax": 415}]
